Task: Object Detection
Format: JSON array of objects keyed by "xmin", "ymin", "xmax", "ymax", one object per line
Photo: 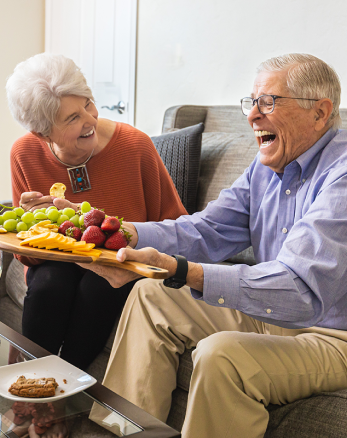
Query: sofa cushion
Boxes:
[
  {"xmin": 152, "ymin": 123, "xmax": 204, "ymax": 215},
  {"xmin": 265, "ymin": 390, "xmax": 347, "ymax": 438}
]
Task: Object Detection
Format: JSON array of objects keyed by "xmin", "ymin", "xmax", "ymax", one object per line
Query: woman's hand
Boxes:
[
  {"xmin": 53, "ymin": 198, "xmax": 79, "ymax": 212},
  {"xmin": 19, "ymin": 192, "xmax": 54, "ymax": 211}
]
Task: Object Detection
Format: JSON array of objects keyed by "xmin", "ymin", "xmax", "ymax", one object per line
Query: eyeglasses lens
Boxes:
[
  {"xmin": 258, "ymin": 95, "xmax": 274, "ymax": 114},
  {"xmin": 241, "ymin": 98, "xmax": 253, "ymax": 115}
]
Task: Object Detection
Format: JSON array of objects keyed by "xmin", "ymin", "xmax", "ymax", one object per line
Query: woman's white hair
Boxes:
[
  {"xmin": 6, "ymin": 53, "xmax": 94, "ymax": 136},
  {"xmin": 257, "ymin": 53, "xmax": 341, "ymax": 129}
]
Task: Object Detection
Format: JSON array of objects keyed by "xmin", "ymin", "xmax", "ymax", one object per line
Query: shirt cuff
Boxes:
[{"xmin": 192, "ymin": 263, "xmax": 241, "ymax": 308}]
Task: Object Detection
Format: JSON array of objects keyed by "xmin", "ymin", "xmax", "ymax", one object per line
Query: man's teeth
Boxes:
[
  {"xmin": 80, "ymin": 129, "xmax": 94, "ymax": 138},
  {"xmin": 254, "ymin": 130, "xmax": 274, "ymax": 137}
]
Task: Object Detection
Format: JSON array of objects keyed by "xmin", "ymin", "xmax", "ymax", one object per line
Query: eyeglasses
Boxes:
[{"xmin": 240, "ymin": 94, "xmax": 320, "ymax": 116}]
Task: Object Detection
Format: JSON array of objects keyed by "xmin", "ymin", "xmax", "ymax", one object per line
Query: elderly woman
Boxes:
[{"xmin": 6, "ymin": 53, "xmax": 187, "ymax": 370}]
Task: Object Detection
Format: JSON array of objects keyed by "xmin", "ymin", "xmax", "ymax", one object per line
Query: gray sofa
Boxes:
[{"xmin": 2, "ymin": 105, "xmax": 347, "ymax": 437}]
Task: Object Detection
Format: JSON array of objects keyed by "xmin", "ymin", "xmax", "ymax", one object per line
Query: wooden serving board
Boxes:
[{"xmin": 0, "ymin": 232, "xmax": 169, "ymax": 280}]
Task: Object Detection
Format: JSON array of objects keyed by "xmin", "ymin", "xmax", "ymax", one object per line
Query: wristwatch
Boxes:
[{"xmin": 163, "ymin": 255, "xmax": 188, "ymax": 289}]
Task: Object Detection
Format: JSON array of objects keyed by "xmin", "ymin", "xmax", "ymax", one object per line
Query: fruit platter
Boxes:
[{"xmin": 0, "ymin": 200, "xmax": 169, "ymax": 280}]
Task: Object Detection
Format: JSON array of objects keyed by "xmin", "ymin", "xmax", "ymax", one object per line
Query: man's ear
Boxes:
[
  {"xmin": 314, "ymin": 99, "xmax": 334, "ymax": 131},
  {"xmin": 31, "ymin": 132, "xmax": 51, "ymax": 143}
]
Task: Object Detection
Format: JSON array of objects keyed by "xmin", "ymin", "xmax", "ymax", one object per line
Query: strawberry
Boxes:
[
  {"xmin": 58, "ymin": 220, "xmax": 75, "ymax": 235},
  {"xmin": 66, "ymin": 226, "xmax": 82, "ymax": 241},
  {"xmin": 81, "ymin": 225, "xmax": 106, "ymax": 247},
  {"xmin": 83, "ymin": 209, "xmax": 106, "ymax": 228},
  {"xmin": 101, "ymin": 216, "xmax": 121, "ymax": 233},
  {"xmin": 104, "ymin": 229, "xmax": 132, "ymax": 250}
]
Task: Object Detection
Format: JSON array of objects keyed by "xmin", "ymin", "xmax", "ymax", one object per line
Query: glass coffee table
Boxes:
[{"xmin": 0, "ymin": 321, "xmax": 180, "ymax": 438}]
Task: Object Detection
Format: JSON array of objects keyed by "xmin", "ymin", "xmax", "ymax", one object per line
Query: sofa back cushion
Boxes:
[{"xmin": 152, "ymin": 123, "xmax": 204, "ymax": 215}]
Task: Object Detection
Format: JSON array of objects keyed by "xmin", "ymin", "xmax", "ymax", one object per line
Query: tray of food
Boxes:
[{"xmin": 0, "ymin": 190, "xmax": 169, "ymax": 280}]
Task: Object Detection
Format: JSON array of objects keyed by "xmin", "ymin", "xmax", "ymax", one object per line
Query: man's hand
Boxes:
[{"xmin": 78, "ymin": 247, "xmax": 177, "ymax": 288}]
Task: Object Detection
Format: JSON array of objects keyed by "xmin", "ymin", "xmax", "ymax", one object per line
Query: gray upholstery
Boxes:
[{"xmin": 152, "ymin": 123, "xmax": 204, "ymax": 215}]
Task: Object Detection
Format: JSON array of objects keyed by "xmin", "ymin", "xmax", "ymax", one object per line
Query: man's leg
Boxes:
[
  {"xmin": 183, "ymin": 330, "xmax": 347, "ymax": 438},
  {"xmin": 94, "ymin": 278, "xmax": 262, "ymax": 422}
]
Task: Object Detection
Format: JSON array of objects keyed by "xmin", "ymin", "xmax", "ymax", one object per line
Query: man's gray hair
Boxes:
[
  {"xmin": 6, "ymin": 53, "xmax": 94, "ymax": 136},
  {"xmin": 257, "ymin": 53, "xmax": 341, "ymax": 129}
]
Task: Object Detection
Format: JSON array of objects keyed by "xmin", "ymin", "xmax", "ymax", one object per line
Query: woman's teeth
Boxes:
[{"xmin": 80, "ymin": 128, "xmax": 94, "ymax": 138}]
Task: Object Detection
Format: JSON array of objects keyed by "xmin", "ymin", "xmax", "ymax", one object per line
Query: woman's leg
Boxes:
[
  {"xmin": 58, "ymin": 270, "xmax": 138, "ymax": 370},
  {"xmin": 22, "ymin": 261, "xmax": 84, "ymax": 354}
]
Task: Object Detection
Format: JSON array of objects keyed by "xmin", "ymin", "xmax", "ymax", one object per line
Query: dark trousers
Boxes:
[{"xmin": 23, "ymin": 260, "xmax": 138, "ymax": 370}]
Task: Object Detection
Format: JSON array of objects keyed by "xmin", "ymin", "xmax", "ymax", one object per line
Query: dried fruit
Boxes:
[
  {"xmin": 83, "ymin": 209, "xmax": 106, "ymax": 228},
  {"xmin": 101, "ymin": 216, "xmax": 121, "ymax": 233},
  {"xmin": 104, "ymin": 229, "xmax": 131, "ymax": 250},
  {"xmin": 81, "ymin": 225, "xmax": 106, "ymax": 247}
]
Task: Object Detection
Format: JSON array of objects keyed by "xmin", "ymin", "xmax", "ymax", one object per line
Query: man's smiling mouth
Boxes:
[{"xmin": 254, "ymin": 130, "xmax": 276, "ymax": 146}]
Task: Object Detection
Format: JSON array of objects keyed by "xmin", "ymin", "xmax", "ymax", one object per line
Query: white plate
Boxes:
[{"xmin": 0, "ymin": 355, "xmax": 97, "ymax": 403}]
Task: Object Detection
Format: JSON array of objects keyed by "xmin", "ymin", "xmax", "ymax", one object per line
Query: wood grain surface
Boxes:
[{"xmin": 0, "ymin": 232, "xmax": 169, "ymax": 279}]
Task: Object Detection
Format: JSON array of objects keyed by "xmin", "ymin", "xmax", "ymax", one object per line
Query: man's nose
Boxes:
[{"xmin": 247, "ymin": 103, "xmax": 263, "ymax": 124}]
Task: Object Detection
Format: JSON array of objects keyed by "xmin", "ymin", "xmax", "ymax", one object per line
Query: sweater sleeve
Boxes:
[{"xmin": 139, "ymin": 135, "xmax": 187, "ymax": 221}]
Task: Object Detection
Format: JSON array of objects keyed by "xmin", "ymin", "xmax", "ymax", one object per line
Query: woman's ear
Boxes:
[{"xmin": 31, "ymin": 132, "xmax": 51, "ymax": 143}]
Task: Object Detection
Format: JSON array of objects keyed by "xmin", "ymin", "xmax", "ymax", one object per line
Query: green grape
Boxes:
[
  {"xmin": 46, "ymin": 206, "xmax": 58, "ymax": 211},
  {"xmin": 0, "ymin": 216, "xmax": 3, "ymax": 225},
  {"xmin": 33, "ymin": 209, "xmax": 42, "ymax": 215},
  {"xmin": 21, "ymin": 212, "xmax": 35, "ymax": 224},
  {"xmin": 57, "ymin": 214, "xmax": 69, "ymax": 225},
  {"xmin": 79, "ymin": 214, "xmax": 84, "ymax": 226},
  {"xmin": 16, "ymin": 221, "xmax": 28, "ymax": 232},
  {"xmin": 81, "ymin": 201, "xmax": 91, "ymax": 214},
  {"xmin": 47, "ymin": 209, "xmax": 60, "ymax": 222},
  {"xmin": 70, "ymin": 214, "xmax": 80, "ymax": 227},
  {"xmin": 63, "ymin": 207, "xmax": 76, "ymax": 219},
  {"xmin": 34, "ymin": 212, "xmax": 48, "ymax": 221},
  {"xmin": 2, "ymin": 211, "xmax": 17, "ymax": 221},
  {"xmin": 3, "ymin": 219, "xmax": 17, "ymax": 232},
  {"xmin": 13, "ymin": 207, "xmax": 24, "ymax": 217},
  {"xmin": 39, "ymin": 208, "xmax": 47, "ymax": 213},
  {"xmin": 27, "ymin": 221, "xmax": 36, "ymax": 229}
]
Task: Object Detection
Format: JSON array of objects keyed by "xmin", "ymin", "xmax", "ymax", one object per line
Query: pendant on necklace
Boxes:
[{"xmin": 67, "ymin": 164, "xmax": 92, "ymax": 193}]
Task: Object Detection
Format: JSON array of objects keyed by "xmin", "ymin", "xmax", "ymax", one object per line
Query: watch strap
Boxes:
[{"xmin": 163, "ymin": 255, "xmax": 188, "ymax": 289}]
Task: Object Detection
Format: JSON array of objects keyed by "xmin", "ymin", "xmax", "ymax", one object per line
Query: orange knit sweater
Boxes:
[{"xmin": 11, "ymin": 122, "xmax": 187, "ymax": 266}]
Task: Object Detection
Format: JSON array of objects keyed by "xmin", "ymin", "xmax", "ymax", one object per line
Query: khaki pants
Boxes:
[{"xmin": 91, "ymin": 278, "xmax": 347, "ymax": 438}]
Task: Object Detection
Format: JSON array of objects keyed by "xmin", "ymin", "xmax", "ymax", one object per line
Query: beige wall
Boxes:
[{"xmin": 0, "ymin": 0, "xmax": 45, "ymax": 200}]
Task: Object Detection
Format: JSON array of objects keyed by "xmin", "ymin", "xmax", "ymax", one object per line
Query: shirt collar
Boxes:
[{"xmin": 295, "ymin": 128, "xmax": 338, "ymax": 176}]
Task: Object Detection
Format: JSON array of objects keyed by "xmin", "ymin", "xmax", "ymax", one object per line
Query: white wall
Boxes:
[
  {"xmin": 135, "ymin": 0, "xmax": 347, "ymax": 136},
  {"xmin": 0, "ymin": 0, "xmax": 45, "ymax": 200}
]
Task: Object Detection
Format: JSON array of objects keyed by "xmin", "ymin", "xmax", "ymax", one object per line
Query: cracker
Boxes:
[{"xmin": 50, "ymin": 183, "xmax": 66, "ymax": 199}]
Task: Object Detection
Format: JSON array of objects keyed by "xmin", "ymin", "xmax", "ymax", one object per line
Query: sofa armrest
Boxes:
[{"xmin": 162, "ymin": 105, "xmax": 209, "ymax": 133}]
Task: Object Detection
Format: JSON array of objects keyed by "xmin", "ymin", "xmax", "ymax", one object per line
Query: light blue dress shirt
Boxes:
[{"xmin": 134, "ymin": 128, "xmax": 347, "ymax": 330}]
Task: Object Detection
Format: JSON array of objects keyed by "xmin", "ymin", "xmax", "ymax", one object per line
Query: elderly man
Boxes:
[{"xmin": 86, "ymin": 53, "xmax": 347, "ymax": 438}]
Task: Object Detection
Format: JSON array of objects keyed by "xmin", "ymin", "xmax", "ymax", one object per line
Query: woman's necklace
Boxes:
[{"xmin": 49, "ymin": 143, "xmax": 94, "ymax": 193}]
